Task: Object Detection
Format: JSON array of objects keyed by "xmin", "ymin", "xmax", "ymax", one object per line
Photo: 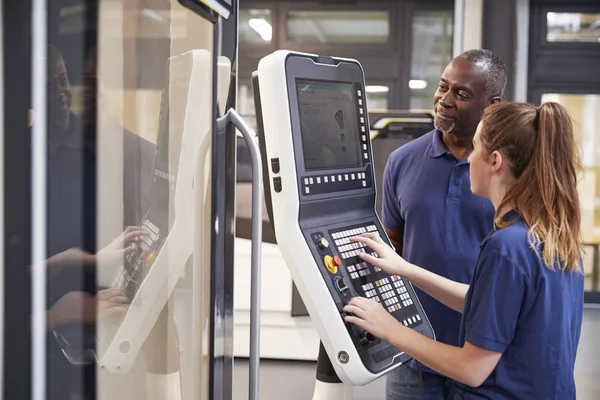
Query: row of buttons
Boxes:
[
  {"xmin": 332, "ymin": 225, "xmax": 374, "ymax": 240},
  {"xmin": 304, "ymin": 174, "xmax": 368, "ymax": 194},
  {"xmin": 357, "ymin": 89, "xmax": 369, "ymax": 161},
  {"xmin": 402, "ymin": 315, "xmax": 421, "ymax": 326},
  {"xmin": 338, "ymin": 242, "xmax": 364, "ymax": 253},
  {"xmin": 342, "ymin": 249, "xmax": 378, "ymax": 260},
  {"xmin": 303, "ymin": 173, "xmax": 367, "ymax": 186}
]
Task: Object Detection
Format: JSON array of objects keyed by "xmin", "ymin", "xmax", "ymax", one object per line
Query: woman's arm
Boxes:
[
  {"xmin": 351, "ymin": 233, "xmax": 468, "ymax": 313},
  {"xmin": 388, "ymin": 323, "xmax": 501, "ymax": 387},
  {"xmin": 400, "ymin": 265, "xmax": 469, "ymax": 313},
  {"xmin": 343, "ymin": 298, "xmax": 501, "ymax": 387}
]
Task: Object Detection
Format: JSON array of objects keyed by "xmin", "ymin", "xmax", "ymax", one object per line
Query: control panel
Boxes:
[
  {"xmin": 253, "ymin": 50, "xmax": 434, "ymax": 386},
  {"xmin": 305, "ymin": 220, "xmax": 430, "ymax": 372},
  {"xmin": 111, "ymin": 217, "xmax": 165, "ymax": 299}
]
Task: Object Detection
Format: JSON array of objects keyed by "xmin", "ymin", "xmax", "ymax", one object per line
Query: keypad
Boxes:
[
  {"xmin": 329, "ymin": 222, "xmax": 423, "ymax": 334},
  {"xmin": 111, "ymin": 219, "xmax": 162, "ymax": 298},
  {"xmin": 331, "ymin": 224, "xmax": 378, "ymax": 261}
]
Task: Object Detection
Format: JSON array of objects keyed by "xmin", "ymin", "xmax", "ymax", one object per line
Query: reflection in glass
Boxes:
[
  {"xmin": 409, "ymin": 10, "xmax": 453, "ymax": 110},
  {"xmin": 43, "ymin": 1, "xmax": 217, "ymax": 399},
  {"xmin": 541, "ymin": 93, "xmax": 600, "ymax": 293},
  {"xmin": 546, "ymin": 13, "xmax": 600, "ymax": 43},
  {"xmin": 240, "ymin": 9, "xmax": 273, "ymax": 43},
  {"xmin": 287, "ymin": 10, "xmax": 389, "ymax": 44}
]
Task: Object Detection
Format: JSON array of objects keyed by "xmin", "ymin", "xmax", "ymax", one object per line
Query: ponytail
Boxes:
[
  {"xmin": 481, "ymin": 102, "xmax": 582, "ymax": 272},
  {"xmin": 528, "ymin": 102, "xmax": 581, "ymax": 271}
]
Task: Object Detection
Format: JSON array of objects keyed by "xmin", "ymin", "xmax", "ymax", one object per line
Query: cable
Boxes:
[{"xmin": 415, "ymin": 359, "xmax": 424, "ymax": 400}]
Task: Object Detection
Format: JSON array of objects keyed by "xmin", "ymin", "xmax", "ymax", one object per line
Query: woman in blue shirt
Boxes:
[{"xmin": 345, "ymin": 101, "xmax": 584, "ymax": 399}]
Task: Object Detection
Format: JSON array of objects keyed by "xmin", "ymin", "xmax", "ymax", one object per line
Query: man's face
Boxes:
[
  {"xmin": 433, "ymin": 58, "xmax": 492, "ymax": 136},
  {"xmin": 48, "ymin": 56, "xmax": 71, "ymax": 132}
]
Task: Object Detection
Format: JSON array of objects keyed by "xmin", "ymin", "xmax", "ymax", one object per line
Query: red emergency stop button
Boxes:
[{"xmin": 333, "ymin": 256, "xmax": 342, "ymax": 267}]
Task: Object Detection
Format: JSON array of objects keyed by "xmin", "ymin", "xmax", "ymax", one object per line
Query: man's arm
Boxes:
[{"xmin": 384, "ymin": 226, "xmax": 403, "ymax": 257}]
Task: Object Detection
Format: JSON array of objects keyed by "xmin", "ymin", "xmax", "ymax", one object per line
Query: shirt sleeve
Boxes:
[
  {"xmin": 381, "ymin": 156, "xmax": 405, "ymax": 233},
  {"xmin": 464, "ymin": 248, "xmax": 529, "ymax": 353}
]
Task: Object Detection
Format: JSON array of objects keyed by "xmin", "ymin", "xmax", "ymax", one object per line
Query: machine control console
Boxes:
[{"xmin": 253, "ymin": 50, "xmax": 434, "ymax": 386}]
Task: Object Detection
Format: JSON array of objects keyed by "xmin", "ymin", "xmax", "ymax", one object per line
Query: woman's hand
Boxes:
[
  {"xmin": 350, "ymin": 232, "xmax": 415, "ymax": 279},
  {"xmin": 343, "ymin": 297, "xmax": 402, "ymax": 343},
  {"xmin": 97, "ymin": 226, "xmax": 150, "ymax": 268},
  {"xmin": 47, "ymin": 289, "xmax": 131, "ymax": 331}
]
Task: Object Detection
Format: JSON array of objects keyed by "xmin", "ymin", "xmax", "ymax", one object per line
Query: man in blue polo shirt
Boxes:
[{"xmin": 382, "ymin": 49, "xmax": 508, "ymax": 399}]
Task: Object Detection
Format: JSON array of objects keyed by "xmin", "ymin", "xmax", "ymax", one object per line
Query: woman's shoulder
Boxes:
[{"xmin": 480, "ymin": 220, "xmax": 541, "ymax": 271}]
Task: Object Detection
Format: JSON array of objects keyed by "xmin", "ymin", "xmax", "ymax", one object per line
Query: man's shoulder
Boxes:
[{"xmin": 387, "ymin": 129, "xmax": 435, "ymax": 167}]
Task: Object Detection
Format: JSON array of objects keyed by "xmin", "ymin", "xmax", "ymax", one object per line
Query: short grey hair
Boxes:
[{"xmin": 456, "ymin": 49, "xmax": 508, "ymax": 99}]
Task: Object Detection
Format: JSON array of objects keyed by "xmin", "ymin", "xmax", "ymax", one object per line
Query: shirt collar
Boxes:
[
  {"xmin": 428, "ymin": 129, "xmax": 448, "ymax": 158},
  {"xmin": 480, "ymin": 209, "xmax": 524, "ymax": 248}
]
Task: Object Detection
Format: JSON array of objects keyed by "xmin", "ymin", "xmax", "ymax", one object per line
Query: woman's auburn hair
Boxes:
[{"xmin": 480, "ymin": 101, "xmax": 583, "ymax": 273}]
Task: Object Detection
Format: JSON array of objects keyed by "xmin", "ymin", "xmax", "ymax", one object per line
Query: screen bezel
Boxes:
[
  {"xmin": 295, "ymin": 78, "xmax": 363, "ymax": 172},
  {"xmin": 284, "ymin": 54, "xmax": 372, "ymax": 199}
]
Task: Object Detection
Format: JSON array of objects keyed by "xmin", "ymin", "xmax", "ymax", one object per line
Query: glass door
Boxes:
[
  {"xmin": 540, "ymin": 93, "xmax": 600, "ymax": 304},
  {"xmin": 3, "ymin": 0, "xmax": 236, "ymax": 398}
]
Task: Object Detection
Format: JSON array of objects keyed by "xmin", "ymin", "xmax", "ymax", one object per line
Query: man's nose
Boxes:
[{"xmin": 439, "ymin": 92, "xmax": 455, "ymax": 107}]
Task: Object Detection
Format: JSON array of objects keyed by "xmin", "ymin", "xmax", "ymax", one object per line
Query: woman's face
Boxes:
[{"xmin": 468, "ymin": 122, "xmax": 492, "ymax": 198}]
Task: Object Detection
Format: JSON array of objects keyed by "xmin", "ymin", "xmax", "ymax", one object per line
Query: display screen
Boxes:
[{"xmin": 297, "ymin": 80, "xmax": 361, "ymax": 171}]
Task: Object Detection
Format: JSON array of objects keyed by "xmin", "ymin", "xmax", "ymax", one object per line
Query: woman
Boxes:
[{"xmin": 345, "ymin": 101, "xmax": 584, "ymax": 399}]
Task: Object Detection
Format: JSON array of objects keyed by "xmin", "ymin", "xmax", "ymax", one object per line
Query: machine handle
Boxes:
[{"xmin": 218, "ymin": 109, "xmax": 263, "ymax": 400}]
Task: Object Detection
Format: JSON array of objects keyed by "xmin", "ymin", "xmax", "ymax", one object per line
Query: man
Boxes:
[{"xmin": 382, "ymin": 49, "xmax": 508, "ymax": 399}]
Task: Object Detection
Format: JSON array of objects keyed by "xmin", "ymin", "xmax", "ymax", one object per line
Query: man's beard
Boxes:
[{"xmin": 434, "ymin": 116, "xmax": 456, "ymax": 134}]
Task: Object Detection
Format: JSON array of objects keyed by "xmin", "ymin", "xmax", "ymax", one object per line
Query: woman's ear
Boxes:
[{"xmin": 490, "ymin": 150, "xmax": 503, "ymax": 173}]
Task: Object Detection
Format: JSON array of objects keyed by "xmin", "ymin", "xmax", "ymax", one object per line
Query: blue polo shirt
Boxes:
[
  {"xmin": 381, "ymin": 129, "xmax": 495, "ymax": 348},
  {"xmin": 454, "ymin": 211, "xmax": 583, "ymax": 399}
]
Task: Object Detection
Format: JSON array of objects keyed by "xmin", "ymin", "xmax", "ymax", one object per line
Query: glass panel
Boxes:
[
  {"xmin": 240, "ymin": 8, "xmax": 273, "ymax": 43},
  {"xmin": 45, "ymin": 0, "xmax": 216, "ymax": 398},
  {"xmin": 546, "ymin": 13, "xmax": 600, "ymax": 43},
  {"xmin": 287, "ymin": 10, "xmax": 389, "ymax": 44},
  {"xmin": 365, "ymin": 85, "xmax": 389, "ymax": 111},
  {"xmin": 541, "ymin": 94, "xmax": 600, "ymax": 293},
  {"xmin": 409, "ymin": 10, "xmax": 453, "ymax": 110}
]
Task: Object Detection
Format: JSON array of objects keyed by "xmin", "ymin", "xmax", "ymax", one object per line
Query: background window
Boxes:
[
  {"xmin": 240, "ymin": 8, "xmax": 273, "ymax": 43},
  {"xmin": 546, "ymin": 13, "xmax": 600, "ymax": 43},
  {"xmin": 286, "ymin": 10, "xmax": 389, "ymax": 44},
  {"xmin": 409, "ymin": 10, "xmax": 453, "ymax": 110},
  {"xmin": 541, "ymin": 93, "xmax": 600, "ymax": 291},
  {"xmin": 365, "ymin": 85, "xmax": 389, "ymax": 110}
]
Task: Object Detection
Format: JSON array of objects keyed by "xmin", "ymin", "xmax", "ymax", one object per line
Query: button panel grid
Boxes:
[{"xmin": 328, "ymin": 222, "xmax": 423, "ymax": 330}]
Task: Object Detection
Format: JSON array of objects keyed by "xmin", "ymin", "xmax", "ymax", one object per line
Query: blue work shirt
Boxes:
[
  {"xmin": 381, "ymin": 129, "xmax": 495, "ymax": 348},
  {"xmin": 454, "ymin": 211, "xmax": 584, "ymax": 399}
]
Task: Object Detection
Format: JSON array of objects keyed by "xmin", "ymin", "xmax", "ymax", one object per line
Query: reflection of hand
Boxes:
[
  {"xmin": 47, "ymin": 291, "xmax": 96, "ymax": 330},
  {"xmin": 343, "ymin": 297, "xmax": 401, "ymax": 343},
  {"xmin": 47, "ymin": 289, "xmax": 130, "ymax": 331},
  {"xmin": 350, "ymin": 232, "xmax": 415, "ymax": 278},
  {"xmin": 96, "ymin": 288, "xmax": 130, "ymax": 317},
  {"xmin": 97, "ymin": 226, "xmax": 149, "ymax": 267}
]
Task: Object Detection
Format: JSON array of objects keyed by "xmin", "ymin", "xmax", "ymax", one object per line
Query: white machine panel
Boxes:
[
  {"xmin": 252, "ymin": 50, "xmax": 435, "ymax": 386},
  {"xmin": 89, "ymin": 50, "xmax": 231, "ymax": 373}
]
